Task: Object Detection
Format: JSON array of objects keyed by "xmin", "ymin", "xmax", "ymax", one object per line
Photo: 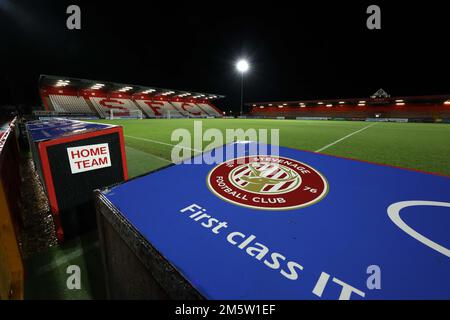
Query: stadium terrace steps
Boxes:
[
  {"xmin": 170, "ymin": 102, "xmax": 208, "ymax": 117},
  {"xmin": 135, "ymin": 100, "xmax": 183, "ymax": 118},
  {"xmin": 196, "ymin": 103, "xmax": 222, "ymax": 117},
  {"xmin": 48, "ymin": 94, "xmax": 94, "ymax": 114}
]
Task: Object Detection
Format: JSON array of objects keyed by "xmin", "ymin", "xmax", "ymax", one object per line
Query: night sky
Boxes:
[{"xmin": 1, "ymin": 1, "xmax": 449, "ymax": 113}]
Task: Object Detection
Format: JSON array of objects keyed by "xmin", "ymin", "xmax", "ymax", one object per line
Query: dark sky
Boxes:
[{"xmin": 1, "ymin": 0, "xmax": 449, "ymax": 112}]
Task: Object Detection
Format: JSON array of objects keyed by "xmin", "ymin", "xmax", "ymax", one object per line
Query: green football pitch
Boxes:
[{"xmin": 93, "ymin": 118, "xmax": 450, "ymax": 177}]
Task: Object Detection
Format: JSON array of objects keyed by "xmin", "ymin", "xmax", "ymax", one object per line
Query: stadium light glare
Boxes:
[
  {"xmin": 444, "ymin": 100, "xmax": 450, "ymax": 105},
  {"xmin": 317, "ymin": 102, "xmax": 324, "ymax": 105},
  {"xmin": 326, "ymin": 104, "xmax": 333, "ymax": 107},
  {"xmin": 236, "ymin": 59, "xmax": 249, "ymax": 73},
  {"xmin": 118, "ymin": 86, "xmax": 133, "ymax": 92},
  {"xmin": 55, "ymin": 79, "xmax": 70, "ymax": 87},
  {"xmin": 396, "ymin": 102, "xmax": 405, "ymax": 106},
  {"xmin": 339, "ymin": 101, "xmax": 345, "ymax": 104},
  {"xmin": 358, "ymin": 103, "xmax": 365, "ymax": 106},
  {"xmin": 395, "ymin": 99, "xmax": 404, "ymax": 103},
  {"xmin": 359, "ymin": 101, "xmax": 366, "ymax": 103}
]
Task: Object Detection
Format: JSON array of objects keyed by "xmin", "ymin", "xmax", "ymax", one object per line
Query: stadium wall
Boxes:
[{"xmin": 0, "ymin": 118, "xmax": 24, "ymax": 300}]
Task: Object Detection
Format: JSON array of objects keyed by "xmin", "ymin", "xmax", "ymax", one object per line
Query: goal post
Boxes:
[{"xmin": 110, "ymin": 109, "xmax": 143, "ymax": 120}]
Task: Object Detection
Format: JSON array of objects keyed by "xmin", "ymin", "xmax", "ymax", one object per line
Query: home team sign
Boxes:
[{"xmin": 67, "ymin": 143, "xmax": 111, "ymax": 174}]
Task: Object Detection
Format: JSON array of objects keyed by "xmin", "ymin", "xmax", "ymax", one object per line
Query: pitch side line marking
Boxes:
[
  {"xmin": 124, "ymin": 135, "xmax": 203, "ymax": 153},
  {"xmin": 314, "ymin": 123, "xmax": 377, "ymax": 153}
]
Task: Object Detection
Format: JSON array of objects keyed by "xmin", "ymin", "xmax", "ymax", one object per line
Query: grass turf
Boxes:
[{"xmin": 93, "ymin": 119, "xmax": 450, "ymax": 177}]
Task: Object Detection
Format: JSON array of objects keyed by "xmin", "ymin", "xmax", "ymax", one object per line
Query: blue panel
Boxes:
[
  {"xmin": 101, "ymin": 142, "xmax": 450, "ymax": 300},
  {"xmin": 27, "ymin": 119, "xmax": 115, "ymax": 142}
]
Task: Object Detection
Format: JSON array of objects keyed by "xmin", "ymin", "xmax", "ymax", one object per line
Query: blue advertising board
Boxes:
[{"xmin": 100, "ymin": 142, "xmax": 450, "ymax": 299}]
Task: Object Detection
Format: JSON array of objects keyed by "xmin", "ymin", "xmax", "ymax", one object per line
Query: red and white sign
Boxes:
[
  {"xmin": 207, "ymin": 155, "xmax": 328, "ymax": 210},
  {"xmin": 67, "ymin": 143, "xmax": 111, "ymax": 174}
]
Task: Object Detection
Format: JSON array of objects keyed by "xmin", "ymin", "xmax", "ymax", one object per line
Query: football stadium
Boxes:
[
  {"xmin": 0, "ymin": 1, "xmax": 449, "ymax": 309},
  {"xmin": 1, "ymin": 76, "xmax": 449, "ymax": 300}
]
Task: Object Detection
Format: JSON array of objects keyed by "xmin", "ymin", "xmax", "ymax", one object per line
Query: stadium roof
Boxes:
[{"xmin": 39, "ymin": 75, "xmax": 225, "ymax": 101}]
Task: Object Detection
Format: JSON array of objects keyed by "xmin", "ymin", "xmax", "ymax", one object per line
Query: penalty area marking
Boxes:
[{"xmin": 315, "ymin": 123, "xmax": 377, "ymax": 153}]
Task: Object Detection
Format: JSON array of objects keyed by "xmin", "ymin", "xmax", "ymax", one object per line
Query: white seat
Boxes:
[{"xmin": 48, "ymin": 94, "xmax": 93, "ymax": 113}]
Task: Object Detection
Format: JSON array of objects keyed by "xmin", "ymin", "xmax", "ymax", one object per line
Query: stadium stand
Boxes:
[
  {"xmin": 135, "ymin": 99, "xmax": 185, "ymax": 118},
  {"xmin": 247, "ymin": 90, "xmax": 450, "ymax": 121},
  {"xmin": 196, "ymin": 103, "xmax": 223, "ymax": 117},
  {"xmin": 249, "ymin": 104, "xmax": 450, "ymax": 119},
  {"xmin": 48, "ymin": 94, "xmax": 93, "ymax": 114},
  {"xmin": 89, "ymin": 95, "xmax": 141, "ymax": 118},
  {"xmin": 39, "ymin": 75, "xmax": 224, "ymax": 119}
]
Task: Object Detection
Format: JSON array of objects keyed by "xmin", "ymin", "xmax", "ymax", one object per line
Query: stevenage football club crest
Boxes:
[{"xmin": 207, "ymin": 155, "xmax": 329, "ymax": 210}]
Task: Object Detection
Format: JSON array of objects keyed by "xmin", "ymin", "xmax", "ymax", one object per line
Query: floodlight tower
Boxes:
[{"xmin": 236, "ymin": 59, "xmax": 249, "ymax": 117}]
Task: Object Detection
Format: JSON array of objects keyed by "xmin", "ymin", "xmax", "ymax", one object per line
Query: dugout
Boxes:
[
  {"xmin": 27, "ymin": 119, "xmax": 128, "ymax": 241},
  {"xmin": 95, "ymin": 142, "xmax": 450, "ymax": 300}
]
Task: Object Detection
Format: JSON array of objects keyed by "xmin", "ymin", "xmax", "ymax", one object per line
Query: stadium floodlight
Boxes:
[
  {"xmin": 236, "ymin": 59, "xmax": 249, "ymax": 73},
  {"xmin": 118, "ymin": 86, "xmax": 133, "ymax": 92},
  {"xmin": 91, "ymin": 83, "xmax": 105, "ymax": 90},
  {"xmin": 236, "ymin": 59, "xmax": 250, "ymax": 116},
  {"xmin": 55, "ymin": 80, "xmax": 70, "ymax": 87}
]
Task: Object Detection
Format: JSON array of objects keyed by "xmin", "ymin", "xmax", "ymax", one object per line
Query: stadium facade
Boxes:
[
  {"xmin": 246, "ymin": 89, "xmax": 450, "ymax": 122},
  {"xmin": 38, "ymin": 75, "xmax": 225, "ymax": 119}
]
